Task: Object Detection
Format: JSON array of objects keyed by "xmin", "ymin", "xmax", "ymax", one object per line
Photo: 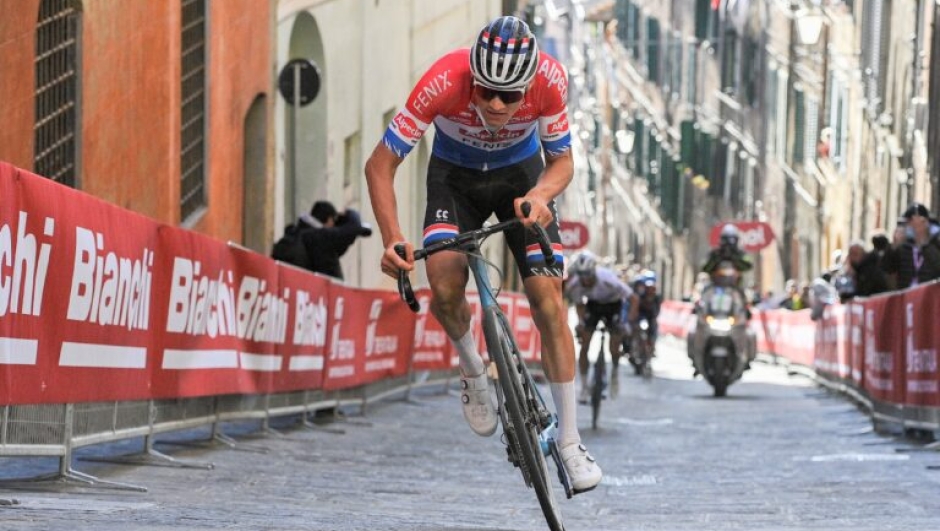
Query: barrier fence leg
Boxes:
[
  {"xmin": 157, "ymin": 398, "xmax": 269, "ymax": 454},
  {"xmin": 259, "ymin": 394, "xmax": 284, "ymax": 437},
  {"xmin": 300, "ymin": 391, "xmax": 345, "ymax": 434},
  {"xmin": 0, "ymin": 404, "xmax": 148, "ymax": 492},
  {"xmin": 82, "ymin": 401, "xmax": 214, "ymax": 470}
]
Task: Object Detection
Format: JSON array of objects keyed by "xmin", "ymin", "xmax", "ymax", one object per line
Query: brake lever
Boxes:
[
  {"xmin": 394, "ymin": 244, "xmax": 420, "ymax": 313},
  {"xmin": 520, "ymin": 202, "xmax": 556, "ymax": 266}
]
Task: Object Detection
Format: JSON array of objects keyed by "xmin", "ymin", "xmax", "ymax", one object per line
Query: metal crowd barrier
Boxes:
[{"xmin": 0, "ymin": 367, "xmax": 461, "ymax": 492}]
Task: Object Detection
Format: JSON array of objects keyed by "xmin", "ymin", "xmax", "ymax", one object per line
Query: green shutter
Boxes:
[
  {"xmin": 647, "ymin": 18, "xmax": 660, "ymax": 83},
  {"xmin": 793, "ymin": 89, "xmax": 805, "ymax": 164},
  {"xmin": 695, "ymin": 0, "xmax": 709, "ymax": 40},
  {"xmin": 681, "ymin": 121, "xmax": 695, "ymax": 165}
]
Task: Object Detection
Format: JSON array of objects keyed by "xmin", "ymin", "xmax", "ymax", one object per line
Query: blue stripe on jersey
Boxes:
[
  {"xmin": 432, "ymin": 130, "xmax": 541, "ymax": 171},
  {"xmin": 382, "ymin": 129, "xmax": 413, "ymax": 158},
  {"xmin": 541, "ymin": 133, "xmax": 572, "ymax": 158}
]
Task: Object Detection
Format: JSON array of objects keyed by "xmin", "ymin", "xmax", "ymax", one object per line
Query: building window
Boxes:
[
  {"xmin": 180, "ymin": 0, "xmax": 207, "ymax": 222},
  {"xmin": 34, "ymin": 0, "xmax": 80, "ymax": 187}
]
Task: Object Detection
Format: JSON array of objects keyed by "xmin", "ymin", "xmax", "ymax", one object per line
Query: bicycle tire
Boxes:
[{"xmin": 483, "ymin": 307, "xmax": 565, "ymax": 531}]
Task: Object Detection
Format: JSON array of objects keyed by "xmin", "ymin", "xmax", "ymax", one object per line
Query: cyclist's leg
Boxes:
[
  {"xmin": 423, "ymin": 157, "xmax": 495, "ymax": 436},
  {"xmin": 578, "ymin": 302, "xmax": 602, "ymax": 397},
  {"xmin": 609, "ymin": 326, "xmax": 623, "ymax": 370},
  {"xmin": 501, "ymin": 155, "xmax": 602, "ymax": 492},
  {"xmin": 423, "ymin": 156, "xmax": 489, "ymax": 370}
]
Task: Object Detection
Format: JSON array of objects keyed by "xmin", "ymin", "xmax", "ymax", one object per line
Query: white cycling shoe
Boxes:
[
  {"xmin": 561, "ymin": 443, "xmax": 603, "ymax": 493},
  {"xmin": 460, "ymin": 372, "xmax": 497, "ymax": 437}
]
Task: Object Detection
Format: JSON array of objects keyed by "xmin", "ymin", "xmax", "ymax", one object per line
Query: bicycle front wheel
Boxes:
[
  {"xmin": 591, "ymin": 357, "xmax": 604, "ymax": 430},
  {"xmin": 483, "ymin": 307, "xmax": 565, "ymax": 531}
]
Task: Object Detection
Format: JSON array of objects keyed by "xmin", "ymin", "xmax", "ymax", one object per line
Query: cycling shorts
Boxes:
[
  {"xmin": 584, "ymin": 300, "xmax": 624, "ymax": 332},
  {"xmin": 422, "ymin": 153, "xmax": 564, "ymax": 278}
]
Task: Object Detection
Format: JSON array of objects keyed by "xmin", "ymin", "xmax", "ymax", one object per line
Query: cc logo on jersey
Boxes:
[{"xmin": 435, "ymin": 209, "xmax": 449, "ymax": 221}]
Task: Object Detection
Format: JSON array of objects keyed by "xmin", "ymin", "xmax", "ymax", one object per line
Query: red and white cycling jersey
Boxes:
[{"xmin": 382, "ymin": 48, "xmax": 570, "ymax": 171}]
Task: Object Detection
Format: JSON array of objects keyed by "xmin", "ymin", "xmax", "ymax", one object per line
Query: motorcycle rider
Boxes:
[
  {"xmin": 564, "ymin": 251, "xmax": 632, "ymax": 402},
  {"xmin": 701, "ymin": 224, "xmax": 753, "ymax": 316}
]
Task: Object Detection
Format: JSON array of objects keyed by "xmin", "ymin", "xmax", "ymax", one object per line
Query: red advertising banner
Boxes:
[
  {"xmin": 320, "ymin": 287, "xmax": 413, "ymax": 391},
  {"xmin": 901, "ymin": 283, "xmax": 940, "ymax": 407},
  {"xmin": 658, "ymin": 300, "xmax": 694, "ymax": 338},
  {"xmin": 152, "ymin": 227, "xmax": 279, "ymax": 398},
  {"xmin": 708, "ymin": 221, "xmax": 776, "ymax": 252},
  {"xmin": 860, "ymin": 295, "xmax": 906, "ymax": 404},
  {"xmin": 410, "ymin": 288, "xmax": 453, "ymax": 371},
  {"xmin": 6, "ymin": 160, "xmax": 940, "ymax": 419},
  {"xmin": 275, "ymin": 262, "xmax": 331, "ymax": 392},
  {"xmin": 814, "ymin": 303, "xmax": 852, "ymax": 382},
  {"xmin": 0, "ymin": 164, "xmax": 159, "ymax": 403}
]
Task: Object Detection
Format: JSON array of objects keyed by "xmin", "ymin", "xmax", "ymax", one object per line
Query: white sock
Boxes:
[
  {"xmin": 550, "ymin": 381, "xmax": 581, "ymax": 449},
  {"xmin": 452, "ymin": 330, "xmax": 485, "ymax": 376}
]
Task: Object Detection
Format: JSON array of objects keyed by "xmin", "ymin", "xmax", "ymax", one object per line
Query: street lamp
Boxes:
[
  {"xmin": 615, "ymin": 129, "xmax": 635, "ymax": 154},
  {"xmin": 794, "ymin": 9, "xmax": 824, "ymax": 46}
]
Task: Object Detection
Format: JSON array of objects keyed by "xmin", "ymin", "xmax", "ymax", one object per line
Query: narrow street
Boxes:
[{"xmin": 2, "ymin": 336, "xmax": 939, "ymax": 531}]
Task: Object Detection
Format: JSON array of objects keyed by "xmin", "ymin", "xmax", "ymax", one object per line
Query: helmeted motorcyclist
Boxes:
[
  {"xmin": 702, "ymin": 224, "xmax": 753, "ymax": 276},
  {"xmin": 701, "ymin": 224, "xmax": 753, "ymax": 317}
]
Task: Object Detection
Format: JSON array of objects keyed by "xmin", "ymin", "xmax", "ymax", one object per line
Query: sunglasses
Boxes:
[{"xmin": 474, "ymin": 84, "xmax": 525, "ymax": 104}]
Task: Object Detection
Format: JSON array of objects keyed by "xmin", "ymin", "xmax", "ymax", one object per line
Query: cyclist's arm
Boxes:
[
  {"xmin": 516, "ymin": 150, "xmax": 573, "ymax": 227},
  {"xmin": 627, "ymin": 293, "xmax": 640, "ymax": 323},
  {"xmin": 364, "ymin": 143, "xmax": 411, "ymax": 275}
]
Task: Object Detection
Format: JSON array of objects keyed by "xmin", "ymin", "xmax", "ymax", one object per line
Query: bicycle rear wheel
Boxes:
[{"xmin": 483, "ymin": 307, "xmax": 565, "ymax": 531}]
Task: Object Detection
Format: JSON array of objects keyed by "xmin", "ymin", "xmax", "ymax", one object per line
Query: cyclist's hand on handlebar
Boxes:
[
  {"xmin": 381, "ymin": 241, "xmax": 414, "ymax": 278},
  {"xmin": 514, "ymin": 196, "xmax": 552, "ymax": 228}
]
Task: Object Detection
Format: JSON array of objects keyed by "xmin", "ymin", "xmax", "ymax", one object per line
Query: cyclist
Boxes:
[
  {"xmin": 564, "ymin": 251, "xmax": 632, "ymax": 401},
  {"xmin": 364, "ymin": 15, "xmax": 601, "ymax": 493},
  {"xmin": 625, "ymin": 270, "xmax": 662, "ymax": 358}
]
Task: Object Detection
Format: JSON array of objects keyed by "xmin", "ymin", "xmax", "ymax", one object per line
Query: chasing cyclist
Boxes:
[
  {"xmin": 564, "ymin": 251, "xmax": 632, "ymax": 401},
  {"xmin": 625, "ymin": 270, "xmax": 662, "ymax": 361},
  {"xmin": 364, "ymin": 15, "xmax": 602, "ymax": 493}
]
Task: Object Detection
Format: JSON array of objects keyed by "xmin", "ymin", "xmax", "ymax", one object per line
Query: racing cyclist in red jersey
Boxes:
[{"xmin": 365, "ymin": 15, "xmax": 601, "ymax": 493}]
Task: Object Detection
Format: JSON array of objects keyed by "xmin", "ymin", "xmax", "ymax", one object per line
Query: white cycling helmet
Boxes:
[
  {"xmin": 568, "ymin": 251, "xmax": 598, "ymax": 277},
  {"xmin": 720, "ymin": 223, "xmax": 740, "ymax": 247},
  {"xmin": 469, "ymin": 16, "xmax": 540, "ymax": 90}
]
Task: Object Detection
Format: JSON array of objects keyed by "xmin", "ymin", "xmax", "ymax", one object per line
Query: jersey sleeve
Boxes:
[
  {"xmin": 535, "ymin": 56, "xmax": 571, "ymax": 158},
  {"xmin": 381, "ymin": 51, "xmax": 465, "ymax": 159}
]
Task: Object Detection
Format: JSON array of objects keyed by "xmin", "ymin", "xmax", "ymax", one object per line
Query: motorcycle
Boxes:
[{"xmin": 687, "ymin": 262, "xmax": 756, "ymax": 397}]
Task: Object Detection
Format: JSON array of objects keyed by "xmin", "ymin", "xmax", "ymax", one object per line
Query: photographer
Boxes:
[{"xmin": 272, "ymin": 200, "xmax": 372, "ymax": 280}]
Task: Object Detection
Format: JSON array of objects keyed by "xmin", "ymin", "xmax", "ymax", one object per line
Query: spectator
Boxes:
[
  {"xmin": 845, "ymin": 239, "xmax": 888, "ymax": 298},
  {"xmin": 880, "ymin": 217, "xmax": 909, "ymax": 291},
  {"xmin": 271, "ymin": 200, "xmax": 372, "ymax": 280},
  {"xmin": 882, "ymin": 203, "xmax": 940, "ymax": 289},
  {"xmin": 779, "ymin": 279, "xmax": 807, "ymax": 310},
  {"xmin": 809, "ymin": 274, "xmax": 839, "ymax": 320}
]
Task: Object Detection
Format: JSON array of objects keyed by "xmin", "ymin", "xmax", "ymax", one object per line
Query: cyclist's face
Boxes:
[
  {"xmin": 472, "ymin": 83, "xmax": 526, "ymax": 128},
  {"xmin": 578, "ymin": 271, "xmax": 597, "ymax": 287}
]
